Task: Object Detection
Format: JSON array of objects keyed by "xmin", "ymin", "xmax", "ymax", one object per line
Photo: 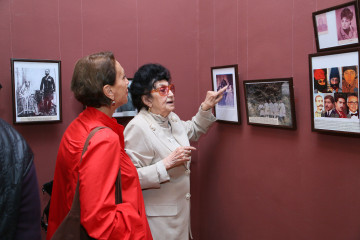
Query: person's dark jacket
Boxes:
[{"xmin": 0, "ymin": 118, "xmax": 41, "ymax": 240}]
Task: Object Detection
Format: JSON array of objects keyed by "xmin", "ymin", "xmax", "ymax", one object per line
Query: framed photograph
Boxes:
[
  {"xmin": 211, "ymin": 64, "xmax": 240, "ymax": 124},
  {"xmin": 243, "ymin": 78, "xmax": 296, "ymax": 129},
  {"xmin": 113, "ymin": 79, "xmax": 137, "ymax": 118},
  {"xmin": 312, "ymin": 1, "xmax": 360, "ymax": 52},
  {"xmin": 309, "ymin": 48, "xmax": 360, "ymax": 136},
  {"xmin": 11, "ymin": 59, "xmax": 62, "ymax": 124}
]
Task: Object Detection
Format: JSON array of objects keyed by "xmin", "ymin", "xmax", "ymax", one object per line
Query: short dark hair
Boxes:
[
  {"xmin": 324, "ymin": 95, "xmax": 335, "ymax": 104},
  {"xmin": 341, "ymin": 7, "xmax": 353, "ymax": 21},
  {"xmin": 334, "ymin": 93, "xmax": 346, "ymax": 103},
  {"xmin": 71, "ymin": 51, "xmax": 116, "ymax": 108},
  {"xmin": 130, "ymin": 63, "xmax": 171, "ymax": 111}
]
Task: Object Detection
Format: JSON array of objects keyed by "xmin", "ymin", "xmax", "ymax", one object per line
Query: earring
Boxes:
[
  {"xmin": 148, "ymin": 106, "xmax": 152, "ymax": 113},
  {"xmin": 111, "ymin": 100, "xmax": 116, "ymax": 106}
]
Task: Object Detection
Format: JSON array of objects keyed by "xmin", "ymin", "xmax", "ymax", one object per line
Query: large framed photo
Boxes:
[
  {"xmin": 243, "ymin": 78, "xmax": 296, "ymax": 129},
  {"xmin": 309, "ymin": 48, "xmax": 360, "ymax": 136},
  {"xmin": 312, "ymin": 1, "xmax": 360, "ymax": 52},
  {"xmin": 11, "ymin": 59, "xmax": 62, "ymax": 124},
  {"xmin": 211, "ymin": 64, "xmax": 240, "ymax": 124},
  {"xmin": 113, "ymin": 79, "xmax": 137, "ymax": 118}
]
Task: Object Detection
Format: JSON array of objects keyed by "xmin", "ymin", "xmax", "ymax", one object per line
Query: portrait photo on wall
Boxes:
[
  {"xmin": 243, "ymin": 78, "xmax": 296, "ymax": 129},
  {"xmin": 309, "ymin": 48, "xmax": 360, "ymax": 136},
  {"xmin": 211, "ymin": 64, "xmax": 240, "ymax": 124},
  {"xmin": 11, "ymin": 59, "xmax": 62, "ymax": 124},
  {"xmin": 312, "ymin": 1, "xmax": 360, "ymax": 52},
  {"xmin": 112, "ymin": 79, "xmax": 137, "ymax": 118}
]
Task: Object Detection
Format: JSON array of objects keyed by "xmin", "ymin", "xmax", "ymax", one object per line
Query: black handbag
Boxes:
[{"xmin": 51, "ymin": 127, "xmax": 122, "ymax": 240}]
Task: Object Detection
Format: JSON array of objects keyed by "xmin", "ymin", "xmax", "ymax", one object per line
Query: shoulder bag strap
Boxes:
[
  {"xmin": 74, "ymin": 126, "xmax": 122, "ymax": 213},
  {"xmin": 52, "ymin": 127, "xmax": 122, "ymax": 240},
  {"xmin": 80, "ymin": 126, "xmax": 122, "ymax": 204}
]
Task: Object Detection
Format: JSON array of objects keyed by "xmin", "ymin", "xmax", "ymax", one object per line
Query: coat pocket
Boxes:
[{"xmin": 145, "ymin": 204, "xmax": 178, "ymax": 217}]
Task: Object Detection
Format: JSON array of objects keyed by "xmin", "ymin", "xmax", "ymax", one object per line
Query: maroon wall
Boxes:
[
  {"xmin": 197, "ymin": 0, "xmax": 360, "ymax": 239},
  {"xmin": 1, "ymin": 0, "xmax": 360, "ymax": 239}
]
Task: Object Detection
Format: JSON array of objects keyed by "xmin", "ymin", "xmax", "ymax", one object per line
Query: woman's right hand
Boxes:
[{"xmin": 163, "ymin": 146, "xmax": 197, "ymax": 170}]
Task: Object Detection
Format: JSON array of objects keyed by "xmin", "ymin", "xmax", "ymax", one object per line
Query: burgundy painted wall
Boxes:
[
  {"xmin": 1, "ymin": 0, "xmax": 360, "ymax": 239},
  {"xmin": 197, "ymin": 0, "xmax": 360, "ymax": 239}
]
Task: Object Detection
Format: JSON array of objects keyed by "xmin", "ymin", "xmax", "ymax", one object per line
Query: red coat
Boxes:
[{"xmin": 46, "ymin": 107, "xmax": 152, "ymax": 240}]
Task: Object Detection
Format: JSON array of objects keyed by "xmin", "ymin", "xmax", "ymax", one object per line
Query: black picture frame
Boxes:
[
  {"xmin": 112, "ymin": 79, "xmax": 137, "ymax": 118},
  {"xmin": 243, "ymin": 78, "xmax": 297, "ymax": 130},
  {"xmin": 211, "ymin": 64, "xmax": 241, "ymax": 124},
  {"xmin": 312, "ymin": 1, "xmax": 360, "ymax": 52},
  {"xmin": 309, "ymin": 47, "xmax": 360, "ymax": 136},
  {"xmin": 11, "ymin": 58, "xmax": 62, "ymax": 124}
]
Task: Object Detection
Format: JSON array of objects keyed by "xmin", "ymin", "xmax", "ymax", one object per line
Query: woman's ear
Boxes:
[
  {"xmin": 141, "ymin": 95, "xmax": 152, "ymax": 108},
  {"xmin": 103, "ymin": 85, "xmax": 114, "ymax": 100}
]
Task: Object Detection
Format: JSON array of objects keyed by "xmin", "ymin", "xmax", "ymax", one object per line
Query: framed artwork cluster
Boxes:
[
  {"xmin": 312, "ymin": 1, "xmax": 360, "ymax": 52},
  {"xmin": 310, "ymin": 1, "xmax": 360, "ymax": 136},
  {"xmin": 210, "ymin": 65, "xmax": 297, "ymax": 129}
]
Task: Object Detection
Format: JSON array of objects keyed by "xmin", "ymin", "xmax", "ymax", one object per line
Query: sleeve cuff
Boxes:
[
  {"xmin": 199, "ymin": 105, "xmax": 216, "ymax": 121},
  {"xmin": 156, "ymin": 161, "xmax": 170, "ymax": 182}
]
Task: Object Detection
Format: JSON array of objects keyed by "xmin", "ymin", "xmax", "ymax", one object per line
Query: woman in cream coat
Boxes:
[{"xmin": 124, "ymin": 63, "xmax": 226, "ymax": 240}]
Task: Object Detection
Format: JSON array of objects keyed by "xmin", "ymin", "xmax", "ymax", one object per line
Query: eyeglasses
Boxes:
[
  {"xmin": 348, "ymin": 101, "xmax": 358, "ymax": 105},
  {"xmin": 151, "ymin": 84, "xmax": 175, "ymax": 96}
]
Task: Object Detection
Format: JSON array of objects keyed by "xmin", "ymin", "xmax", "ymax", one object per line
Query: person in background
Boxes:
[
  {"xmin": 333, "ymin": 93, "xmax": 348, "ymax": 118},
  {"xmin": 124, "ymin": 63, "xmax": 226, "ymax": 240},
  {"xmin": 347, "ymin": 94, "xmax": 359, "ymax": 119},
  {"xmin": 0, "ymin": 83, "xmax": 41, "ymax": 240},
  {"xmin": 40, "ymin": 69, "xmax": 56, "ymax": 114},
  {"xmin": 46, "ymin": 52, "xmax": 152, "ymax": 240},
  {"xmin": 321, "ymin": 95, "xmax": 336, "ymax": 117},
  {"xmin": 314, "ymin": 69, "xmax": 328, "ymax": 93},
  {"xmin": 338, "ymin": 7, "xmax": 357, "ymax": 41},
  {"xmin": 314, "ymin": 95, "xmax": 324, "ymax": 117},
  {"xmin": 328, "ymin": 67, "xmax": 341, "ymax": 93}
]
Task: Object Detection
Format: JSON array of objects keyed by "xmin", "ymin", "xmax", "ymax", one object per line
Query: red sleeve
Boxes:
[{"xmin": 79, "ymin": 129, "xmax": 145, "ymax": 240}]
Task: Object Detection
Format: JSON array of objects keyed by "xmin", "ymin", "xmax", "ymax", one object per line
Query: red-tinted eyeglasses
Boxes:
[{"xmin": 151, "ymin": 84, "xmax": 175, "ymax": 96}]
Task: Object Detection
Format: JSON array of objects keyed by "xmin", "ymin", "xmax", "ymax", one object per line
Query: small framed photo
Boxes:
[
  {"xmin": 11, "ymin": 58, "xmax": 62, "ymax": 124},
  {"xmin": 243, "ymin": 78, "xmax": 296, "ymax": 129},
  {"xmin": 312, "ymin": 1, "xmax": 360, "ymax": 52},
  {"xmin": 113, "ymin": 79, "xmax": 137, "ymax": 118},
  {"xmin": 309, "ymin": 48, "xmax": 360, "ymax": 136},
  {"xmin": 211, "ymin": 64, "xmax": 240, "ymax": 124}
]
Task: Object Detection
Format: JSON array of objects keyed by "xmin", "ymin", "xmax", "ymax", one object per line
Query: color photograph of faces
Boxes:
[
  {"xmin": 309, "ymin": 49, "xmax": 360, "ymax": 135},
  {"xmin": 312, "ymin": 1, "xmax": 360, "ymax": 51}
]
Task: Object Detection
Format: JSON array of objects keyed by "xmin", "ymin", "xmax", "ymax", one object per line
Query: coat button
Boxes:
[
  {"xmin": 185, "ymin": 193, "xmax": 191, "ymax": 200},
  {"xmin": 185, "ymin": 169, "xmax": 191, "ymax": 175}
]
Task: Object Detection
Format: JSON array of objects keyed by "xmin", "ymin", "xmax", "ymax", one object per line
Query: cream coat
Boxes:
[{"xmin": 124, "ymin": 108, "xmax": 215, "ymax": 240}]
